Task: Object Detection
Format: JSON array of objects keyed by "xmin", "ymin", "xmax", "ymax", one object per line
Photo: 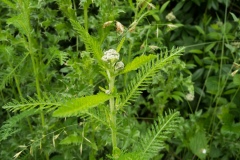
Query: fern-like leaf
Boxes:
[
  {"xmin": 116, "ymin": 37, "xmax": 126, "ymax": 53},
  {"xmin": 0, "ymin": 109, "xmax": 39, "ymax": 141},
  {"xmin": 118, "ymin": 47, "xmax": 184, "ymax": 109},
  {"xmin": 53, "ymin": 92, "xmax": 111, "ymax": 117},
  {"xmin": 3, "ymin": 93, "xmax": 61, "ymax": 112},
  {"xmin": 120, "ymin": 54, "xmax": 156, "ymax": 74},
  {"xmin": 140, "ymin": 110, "xmax": 181, "ymax": 159},
  {"xmin": 69, "ymin": 19, "xmax": 103, "ymax": 61},
  {"xmin": 0, "ymin": 46, "xmax": 29, "ymax": 91},
  {"xmin": 84, "ymin": 106, "xmax": 109, "ymax": 127},
  {"xmin": 1, "ymin": 0, "xmax": 16, "ymax": 9}
]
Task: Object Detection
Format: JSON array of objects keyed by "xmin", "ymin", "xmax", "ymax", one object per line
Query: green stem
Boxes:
[
  {"xmin": 14, "ymin": 72, "xmax": 33, "ymax": 132},
  {"xmin": 28, "ymin": 35, "xmax": 45, "ymax": 127},
  {"xmin": 107, "ymin": 69, "xmax": 118, "ymax": 158},
  {"xmin": 83, "ymin": 2, "xmax": 89, "ymax": 30}
]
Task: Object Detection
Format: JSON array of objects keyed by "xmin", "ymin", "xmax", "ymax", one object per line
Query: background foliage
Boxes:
[{"xmin": 0, "ymin": 0, "xmax": 240, "ymax": 159}]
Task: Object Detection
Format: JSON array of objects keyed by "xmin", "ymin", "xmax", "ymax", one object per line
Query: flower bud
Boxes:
[
  {"xmin": 185, "ymin": 93, "xmax": 194, "ymax": 101},
  {"xmin": 103, "ymin": 21, "xmax": 113, "ymax": 28},
  {"xmin": 115, "ymin": 61, "xmax": 124, "ymax": 71},
  {"xmin": 116, "ymin": 21, "xmax": 124, "ymax": 34}
]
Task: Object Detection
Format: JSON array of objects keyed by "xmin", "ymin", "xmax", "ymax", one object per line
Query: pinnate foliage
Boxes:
[
  {"xmin": 118, "ymin": 111, "xmax": 181, "ymax": 159},
  {"xmin": 3, "ymin": 93, "xmax": 61, "ymax": 112},
  {"xmin": 140, "ymin": 111, "xmax": 180, "ymax": 159},
  {"xmin": 118, "ymin": 47, "xmax": 184, "ymax": 109},
  {"xmin": 53, "ymin": 93, "xmax": 112, "ymax": 117}
]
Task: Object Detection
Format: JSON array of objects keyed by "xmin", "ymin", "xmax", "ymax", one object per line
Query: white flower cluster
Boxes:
[
  {"xmin": 185, "ymin": 93, "xmax": 194, "ymax": 101},
  {"xmin": 102, "ymin": 49, "xmax": 120, "ymax": 63},
  {"xmin": 166, "ymin": 12, "xmax": 176, "ymax": 21},
  {"xmin": 101, "ymin": 49, "xmax": 124, "ymax": 72}
]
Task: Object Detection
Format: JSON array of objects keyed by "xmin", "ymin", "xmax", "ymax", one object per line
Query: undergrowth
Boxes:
[{"xmin": 0, "ymin": 0, "xmax": 240, "ymax": 160}]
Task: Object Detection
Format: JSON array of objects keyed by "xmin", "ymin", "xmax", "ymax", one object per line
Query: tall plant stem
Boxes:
[
  {"xmin": 28, "ymin": 35, "xmax": 45, "ymax": 127},
  {"xmin": 13, "ymin": 70, "xmax": 33, "ymax": 132},
  {"xmin": 107, "ymin": 70, "xmax": 118, "ymax": 158}
]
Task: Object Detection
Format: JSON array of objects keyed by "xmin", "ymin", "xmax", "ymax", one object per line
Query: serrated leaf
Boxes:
[
  {"xmin": 121, "ymin": 54, "xmax": 157, "ymax": 74},
  {"xmin": 60, "ymin": 134, "xmax": 82, "ymax": 145},
  {"xmin": 140, "ymin": 111, "xmax": 180, "ymax": 159},
  {"xmin": 116, "ymin": 37, "xmax": 125, "ymax": 53},
  {"xmin": 118, "ymin": 47, "xmax": 184, "ymax": 108},
  {"xmin": 53, "ymin": 93, "xmax": 111, "ymax": 117}
]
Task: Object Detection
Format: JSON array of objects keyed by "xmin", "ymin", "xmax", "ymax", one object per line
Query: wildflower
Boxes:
[
  {"xmin": 166, "ymin": 12, "xmax": 176, "ymax": 21},
  {"xmin": 116, "ymin": 21, "xmax": 124, "ymax": 34},
  {"xmin": 115, "ymin": 61, "xmax": 124, "ymax": 71},
  {"xmin": 101, "ymin": 49, "xmax": 120, "ymax": 64},
  {"xmin": 185, "ymin": 93, "xmax": 194, "ymax": 101}
]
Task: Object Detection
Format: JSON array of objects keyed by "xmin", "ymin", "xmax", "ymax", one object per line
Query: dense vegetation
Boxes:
[{"xmin": 0, "ymin": 0, "xmax": 240, "ymax": 159}]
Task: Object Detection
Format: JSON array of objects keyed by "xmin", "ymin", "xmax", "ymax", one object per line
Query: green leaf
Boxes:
[
  {"xmin": 193, "ymin": 55, "xmax": 203, "ymax": 66},
  {"xmin": 53, "ymin": 93, "xmax": 111, "ymax": 117},
  {"xmin": 189, "ymin": 130, "xmax": 208, "ymax": 160},
  {"xmin": 70, "ymin": 19, "xmax": 103, "ymax": 61},
  {"xmin": 233, "ymin": 74, "xmax": 240, "ymax": 85},
  {"xmin": 173, "ymin": 1, "xmax": 184, "ymax": 12},
  {"xmin": 0, "ymin": 110, "xmax": 39, "ymax": 141},
  {"xmin": 121, "ymin": 54, "xmax": 156, "ymax": 74},
  {"xmin": 192, "ymin": 68, "xmax": 204, "ymax": 81},
  {"xmin": 140, "ymin": 111, "xmax": 181, "ymax": 159},
  {"xmin": 60, "ymin": 134, "xmax": 82, "ymax": 145},
  {"xmin": 204, "ymin": 42, "xmax": 216, "ymax": 52},
  {"xmin": 206, "ymin": 32, "xmax": 222, "ymax": 40},
  {"xmin": 3, "ymin": 93, "xmax": 61, "ymax": 112},
  {"xmin": 221, "ymin": 123, "xmax": 240, "ymax": 135},
  {"xmin": 1, "ymin": 0, "xmax": 16, "ymax": 9},
  {"xmin": 225, "ymin": 44, "xmax": 236, "ymax": 53},
  {"xmin": 118, "ymin": 47, "xmax": 184, "ymax": 108},
  {"xmin": 189, "ymin": 49, "xmax": 203, "ymax": 54},
  {"xmin": 116, "ymin": 37, "xmax": 126, "ymax": 53},
  {"xmin": 206, "ymin": 76, "xmax": 219, "ymax": 94},
  {"xmin": 118, "ymin": 152, "xmax": 144, "ymax": 160},
  {"xmin": 230, "ymin": 12, "xmax": 239, "ymax": 22},
  {"xmin": 195, "ymin": 26, "xmax": 205, "ymax": 35},
  {"xmin": 160, "ymin": 1, "xmax": 170, "ymax": 13}
]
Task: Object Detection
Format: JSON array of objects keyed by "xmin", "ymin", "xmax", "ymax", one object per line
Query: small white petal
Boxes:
[{"xmin": 202, "ymin": 149, "xmax": 207, "ymax": 154}]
